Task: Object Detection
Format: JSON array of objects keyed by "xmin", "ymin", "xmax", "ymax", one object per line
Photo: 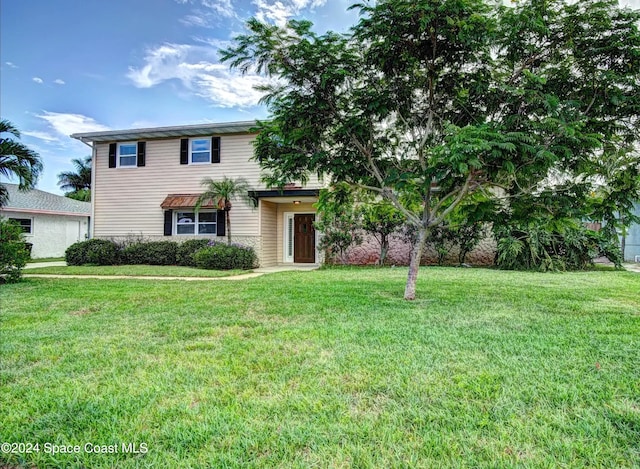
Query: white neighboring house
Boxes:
[
  {"xmin": 624, "ymin": 202, "xmax": 640, "ymax": 262},
  {"xmin": 0, "ymin": 184, "xmax": 91, "ymax": 258}
]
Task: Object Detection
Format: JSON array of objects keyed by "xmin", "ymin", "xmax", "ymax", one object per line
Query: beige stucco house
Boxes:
[{"xmin": 71, "ymin": 121, "xmax": 323, "ymax": 267}]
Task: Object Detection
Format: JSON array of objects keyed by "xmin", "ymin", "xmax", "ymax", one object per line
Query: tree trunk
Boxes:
[
  {"xmin": 404, "ymin": 227, "xmax": 428, "ymax": 300},
  {"xmin": 226, "ymin": 210, "xmax": 232, "ymax": 244},
  {"xmin": 379, "ymin": 234, "xmax": 388, "ymax": 266}
]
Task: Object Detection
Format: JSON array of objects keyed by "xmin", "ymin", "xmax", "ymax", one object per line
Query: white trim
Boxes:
[
  {"xmin": 189, "ymin": 137, "xmax": 211, "ymax": 165},
  {"xmin": 90, "ymin": 143, "xmax": 96, "ymax": 238},
  {"xmin": 116, "ymin": 142, "xmax": 138, "ymax": 168},
  {"xmin": 282, "ymin": 212, "xmax": 317, "ymax": 263},
  {"xmin": 1, "ymin": 208, "xmax": 89, "ymax": 217},
  {"xmin": 173, "ymin": 209, "xmax": 217, "ymax": 236},
  {"xmin": 283, "ymin": 212, "xmax": 294, "ymax": 263}
]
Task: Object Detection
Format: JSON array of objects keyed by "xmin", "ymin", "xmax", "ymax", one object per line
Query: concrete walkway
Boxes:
[
  {"xmin": 22, "ymin": 263, "xmax": 319, "ymax": 281},
  {"xmin": 623, "ymin": 263, "xmax": 640, "ymax": 273},
  {"xmin": 24, "ymin": 261, "xmax": 67, "ymax": 269}
]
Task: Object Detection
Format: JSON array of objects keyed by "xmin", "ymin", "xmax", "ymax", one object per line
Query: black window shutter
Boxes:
[
  {"xmin": 180, "ymin": 139, "xmax": 189, "ymax": 165},
  {"xmin": 216, "ymin": 210, "xmax": 226, "ymax": 237},
  {"xmin": 137, "ymin": 142, "xmax": 146, "ymax": 167},
  {"xmin": 212, "ymin": 137, "xmax": 221, "ymax": 164},
  {"xmin": 164, "ymin": 210, "xmax": 173, "ymax": 236},
  {"xmin": 108, "ymin": 143, "xmax": 117, "ymax": 168}
]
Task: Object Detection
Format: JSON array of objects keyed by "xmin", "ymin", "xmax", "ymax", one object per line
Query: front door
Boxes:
[{"xmin": 294, "ymin": 214, "xmax": 315, "ymax": 263}]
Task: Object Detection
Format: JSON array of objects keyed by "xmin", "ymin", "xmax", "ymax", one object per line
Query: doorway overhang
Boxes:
[{"xmin": 248, "ymin": 189, "xmax": 320, "ymax": 207}]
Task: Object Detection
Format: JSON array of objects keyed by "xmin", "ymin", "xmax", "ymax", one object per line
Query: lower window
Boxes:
[
  {"xmin": 176, "ymin": 211, "xmax": 216, "ymax": 235},
  {"xmin": 9, "ymin": 218, "xmax": 32, "ymax": 234}
]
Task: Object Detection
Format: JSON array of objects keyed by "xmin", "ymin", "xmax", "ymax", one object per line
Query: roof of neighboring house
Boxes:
[
  {"xmin": 70, "ymin": 120, "xmax": 258, "ymax": 143},
  {"xmin": 0, "ymin": 184, "xmax": 91, "ymax": 216}
]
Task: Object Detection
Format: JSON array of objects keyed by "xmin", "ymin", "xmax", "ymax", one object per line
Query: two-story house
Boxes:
[{"xmin": 71, "ymin": 121, "xmax": 322, "ymax": 267}]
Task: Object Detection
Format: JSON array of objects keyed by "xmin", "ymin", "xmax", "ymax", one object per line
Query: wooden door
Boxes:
[{"xmin": 294, "ymin": 214, "xmax": 315, "ymax": 263}]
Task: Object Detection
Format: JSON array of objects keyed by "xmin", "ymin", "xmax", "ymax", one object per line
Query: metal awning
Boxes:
[
  {"xmin": 248, "ymin": 189, "xmax": 320, "ymax": 198},
  {"xmin": 248, "ymin": 189, "xmax": 320, "ymax": 207},
  {"xmin": 160, "ymin": 194, "xmax": 219, "ymax": 209}
]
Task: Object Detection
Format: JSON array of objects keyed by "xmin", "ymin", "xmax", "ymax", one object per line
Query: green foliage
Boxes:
[
  {"xmin": 222, "ymin": 0, "xmax": 640, "ymax": 297},
  {"xmin": 494, "ymin": 219, "xmax": 622, "ymax": 271},
  {"xmin": 361, "ymin": 201, "xmax": 404, "ymax": 265},
  {"xmin": 0, "ymin": 218, "xmax": 29, "ymax": 283},
  {"xmin": 121, "ymin": 241, "xmax": 178, "ymax": 265},
  {"xmin": 193, "ymin": 242, "xmax": 258, "ymax": 270},
  {"xmin": 0, "ymin": 119, "xmax": 43, "ymax": 207},
  {"xmin": 176, "ymin": 239, "xmax": 211, "ymax": 267},
  {"xmin": 195, "ymin": 177, "xmax": 252, "ymax": 243},
  {"xmin": 427, "ymin": 225, "xmax": 458, "ymax": 266},
  {"xmin": 314, "ymin": 184, "xmax": 362, "ymax": 264},
  {"xmin": 65, "ymin": 239, "xmax": 120, "ymax": 266},
  {"xmin": 65, "ymin": 188, "xmax": 91, "ymax": 202},
  {"xmin": 58, "ymin": 156, "xmax": 92, "ymax": 197}
]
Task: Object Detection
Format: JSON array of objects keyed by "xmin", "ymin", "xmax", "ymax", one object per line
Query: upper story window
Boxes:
[
  {"xmin": 118, "ymin": 143, "xmax": 137, "ymax": 167},
  {"xmin": 108, "ymin": 142, "xmax": 146, "ymax": 168},
  {"xmin": 190, "ymin": 139, "xmax": 211, "ymax": 164},
  {"xmin": 180, "ymin": 137, "xmax": 221, "ymax": 165}
]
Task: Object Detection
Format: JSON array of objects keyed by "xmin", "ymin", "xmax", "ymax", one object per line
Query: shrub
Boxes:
[
  {"xmin": 193, "ymin": 242, "xmax": 257, "ymax": 270},
  {"xmin": 176, "ymin": 239, "xmax": 211, "ymax": 266},
  {"xmin": 65, "ymin": 239, "xmax": 120, "ymax": 266},
  {"xmin": 494, "ymin": 219, "xmax": 621, "ymax": 271},
  {"xmin": 122, "ymin": 241, "xmax": 178, "ymax": 265},
  {"xmin": 0, "ymin": 218, "xmax": 30, "ymax": 283}
]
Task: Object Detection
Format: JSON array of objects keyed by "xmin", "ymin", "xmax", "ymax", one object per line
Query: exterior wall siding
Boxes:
[
  {"xmin": 2, "ymin": 210, "xmax": 89, "ymax": 258},
  {"xmin": 94, "ymin": 135, "xmax": 262, "ymax": 238},
  {"xmin": 94, "ymin": 134, "xmax": 324, "ymax": 242},
  {"xmin": 260, "ymin": 201, "xmax": 278, "ymax": 267}
]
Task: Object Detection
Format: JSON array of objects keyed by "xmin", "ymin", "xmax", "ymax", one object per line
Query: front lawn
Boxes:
[
  {"xmin": 23, "ymin": 264, "xmax": 250, "ymax": 277},
  {"xmin": 1, "ymin": 268, "xmax": 638, "ymax": 468}
]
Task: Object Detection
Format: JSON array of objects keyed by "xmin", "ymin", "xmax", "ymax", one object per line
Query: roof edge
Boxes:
[{"xmin": 71, "ymin": 120, "xmax": 260, "ymax": 143}]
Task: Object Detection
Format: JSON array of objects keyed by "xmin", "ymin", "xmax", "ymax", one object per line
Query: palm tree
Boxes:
[
  {"xmin": 0, "ymin": 119, "xmax": 43, "ymax": 207},
  {"xmin": 194, "ymin": 176, "xmax": 251, "ymax": 243},
  {"xmin": 58, "ymin": 156, "xmax": 92, "ymax": 201}
]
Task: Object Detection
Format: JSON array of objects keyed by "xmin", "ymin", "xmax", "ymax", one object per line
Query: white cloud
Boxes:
[
  {"xmin": 253, "ymin": 0, "xmax": 327, "ymax": 27},
  {"xmin": 36, "ymin": 111, "xmax": 111, "ymax": 136},
  {"xmin": 178, "ymin": 0, "xmax": 239, "ymax": 28},
  {"xmin": 32, "ymin": 77, "xmax": 44, "ymax": 84},
  {"xmin": 22, "ymin": 130, "xmax": 60, "ymax": 143},
  {"xmin": 127, "ymin": 43, "xmax": 268, "ymax": 108},
  {"xmin": 202, "ymin": 0, "xmax": 236, "ymax": 18},
  {"xmin": 5, "ymin": 61, "xmax": 17, "ymax": 68},
  {"xmin": 54, "ymin": 79, "xmax": 65, "ymax": 85},
  {"xmin": 180, "ymin": 14, "xmax": 210, "ymax": 27}
]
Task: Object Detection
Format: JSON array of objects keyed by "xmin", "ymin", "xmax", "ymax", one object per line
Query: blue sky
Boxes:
[
  {"xmin": 1, "ymin": 0, "xmax": 359, "ymax": 195},
  {"xmin": 2, "ymin": 0, "xmax": 639, "ymax": 196}
]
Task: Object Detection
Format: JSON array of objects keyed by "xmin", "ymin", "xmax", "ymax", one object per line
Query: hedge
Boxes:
[{"xmin": 193, "ymin": 242, "xmax": 257, "ymax": 270}]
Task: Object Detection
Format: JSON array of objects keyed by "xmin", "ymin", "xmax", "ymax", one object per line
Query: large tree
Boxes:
[
  {"xmin": 58, "ymin": 156, "xmax": 92, "ymax": 202},
  {"xmin": 0, "ymin": 119, "xmax": 43, "ymax": 207},
  {"xmin": 222, "ymin": 0, "xmax": 640, "ymax": 299},
  {"xmin": 194, "ymin": 176, "xmax": 251, "ymax": 243}
]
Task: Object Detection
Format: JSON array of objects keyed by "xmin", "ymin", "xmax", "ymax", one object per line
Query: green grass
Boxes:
[
  {"xmin": 1, "ymin": 267, "xmax": 639, "ymax": 468},
  {"xmin": 23, "ymin": 264, "xmax": 250, "ymax": 277}
]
